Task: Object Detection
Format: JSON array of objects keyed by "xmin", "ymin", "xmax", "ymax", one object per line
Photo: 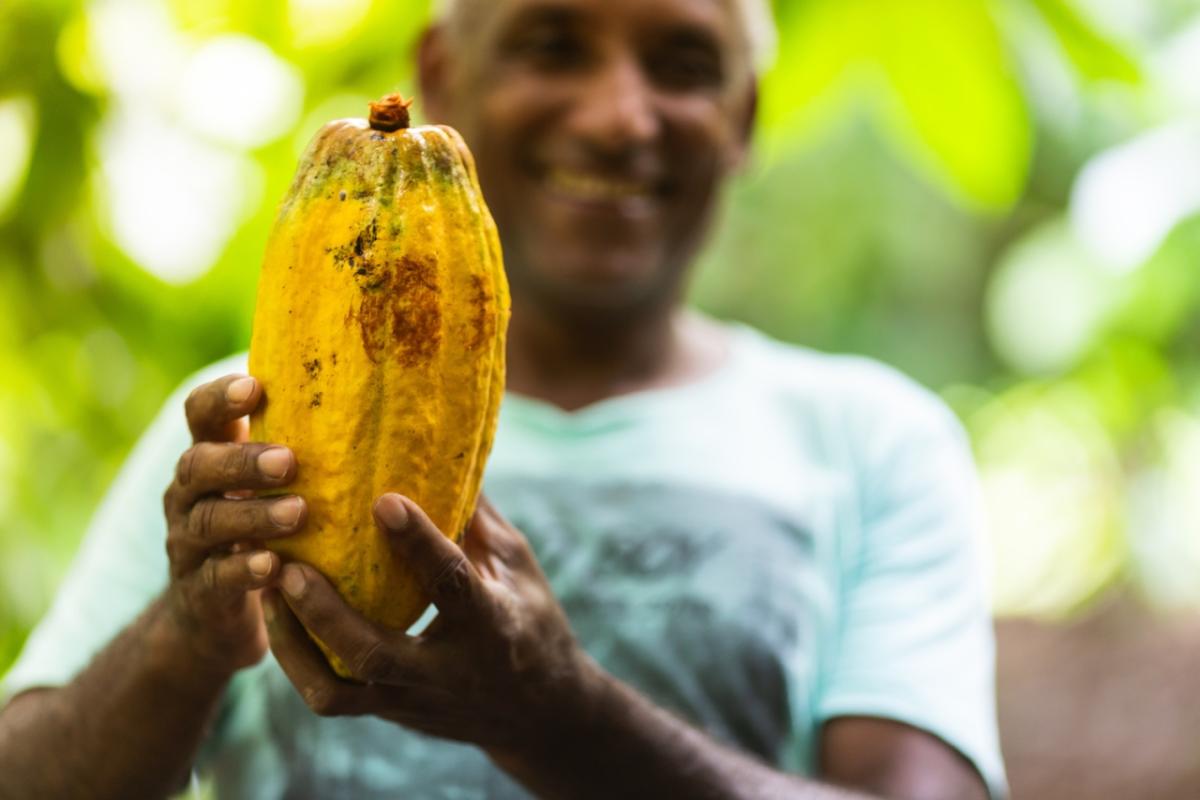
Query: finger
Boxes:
[
  {"xmin": 168, "ymin": 442, "xmax": 295, "ymax": 513},
  {"xmin": 169, "ymin": 496, "xmax": 306, "ymax": 573},
  {"xmin": 468, "ymin": 498, "xmax": 538, "ymax": 573},
  {"xmin": 474, "ymin": 494, "xmax": 502, "ymax": 521},
  {"xmin": 278, "ymin": 563, "xmax": 433, "ymax": 686},
  {"xmin": 263, "ymin": 589, "xmax": 387, "ymax": 716},
  {"xmin": 184, "ymin": 549, "xmax": 280, "ymax": 607},
  {"xmin": 375, "ymin": 494, "xmax": 489, "ymax": 623},
  {"xmin": 185, "ymin": 374, "xmax": 262, "ymax": 443},
  {"xmin": 461, "ymin": 510, "xmax": 509, "ymax": 583},
  {"xmin": 460, "ymin": 520, "xmax": 498, "ymax": 582}
]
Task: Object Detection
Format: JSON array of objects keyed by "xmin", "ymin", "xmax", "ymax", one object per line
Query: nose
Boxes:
[{"xmin": 568, "ymin": 53, "xmax": 660, "ymax": 154}]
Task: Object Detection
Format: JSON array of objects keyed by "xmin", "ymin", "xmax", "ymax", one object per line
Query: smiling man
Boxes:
[{"xmin": 0, "ymin": 0, "xmax": 1006, "ymax": 798}]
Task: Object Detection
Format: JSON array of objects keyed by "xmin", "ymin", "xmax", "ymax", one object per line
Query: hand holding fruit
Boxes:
[
  {"xmin": 262, "ymin": 495, "xmax": 596, "ymax": 752},
  {"xmin": 161, "ymin": 374, "xmax": 307, "ymax": 676}
]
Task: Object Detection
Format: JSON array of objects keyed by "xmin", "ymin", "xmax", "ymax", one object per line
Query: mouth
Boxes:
[{"xmin": 540, "ymin": 167, "xmax": 662, "ymax": 212}]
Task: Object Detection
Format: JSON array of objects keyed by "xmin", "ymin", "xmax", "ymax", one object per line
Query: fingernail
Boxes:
[
  {"xmin": 226, "ymin": 377, "xmax": 255, "ymax": 404},
  {"xmin": 258, "ymin": 448, "xmax": 291, "ymax": 479},
  {"xmin": 269, "ymin": 496, "xmax": 303, "ymax": 527},
  {"xmin": 281, "ymin": 566, "xmax": 306, "ymax": 598},
  {"xmin": 375, "ymin": 494, "xmax": 408, "ymax": 530},
  {"xmin": 248, "ymin": 551, "xmax": 273, "ymax": 577}
]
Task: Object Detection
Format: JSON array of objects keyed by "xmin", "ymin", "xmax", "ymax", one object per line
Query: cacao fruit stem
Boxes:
[{"xmin": 368, "ymin": 93, "xmax": 413, "ymax": 132}]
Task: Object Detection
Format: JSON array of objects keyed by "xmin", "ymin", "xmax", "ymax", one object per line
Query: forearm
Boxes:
[
  {"xmin": 489, "ymin": 659, "xmax": 877, "ymax": 800},
  {"xmin": 0, "ymin": 595, "xmax": 232, "ymax": 800}
]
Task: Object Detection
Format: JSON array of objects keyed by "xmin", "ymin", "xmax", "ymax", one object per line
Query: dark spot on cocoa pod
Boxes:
[
  {"xmin": 467, "ymin": 273, "xmax": 496, "ymax": 351},
  {"xmin": 345, "ymin": 254, "xmax": 442, "ymax": 366},
  {"xmin": 353, "ymin": 219, "xmax": 377, "ymax": 257}
]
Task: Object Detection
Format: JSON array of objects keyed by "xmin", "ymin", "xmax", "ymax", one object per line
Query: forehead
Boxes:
[{"xmin": 471, "ymin": 0, "xmax": 743, "ymax": 47}]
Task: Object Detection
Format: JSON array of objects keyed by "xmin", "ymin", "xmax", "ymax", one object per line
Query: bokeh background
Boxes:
[{"xmin": 2, "ymin": 0, "xmax": 1199, "ymax": 796}]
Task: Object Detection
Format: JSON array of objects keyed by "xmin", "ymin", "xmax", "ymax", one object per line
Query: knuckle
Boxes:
[
  {"xmin": 183, "ymin": 385, "xmax": 205, "ymax": 422},
  {"xmin": 504, "ymin": 530, "xmax": 533, "ymax": 562},
  {"xmin": 431, "ymin": 555, "xmax": 473, "ymax": 602},
  {"xmin": 501, "ymin": 521, "xmax": 534, "ymax": 553},
  {"xmin": 185, "ymin": 381, "xmax": 230, "ymax": 434},
  {"xmin": 510, "ymin": 527, "xmax": 533, "ymax": 551},
  {"xmin": 190, "ymin": 499, "xmax": 219, "ymax": 544},
  {"xmin": 230, "ymin": 499, "xmax": 257, "ymax": 532},
  {"xmin": 248, "ymin": 500, "xmax": 270, "ymax": 531},
  {"xmin": 350, "ymin": 641, "xmax": 393, "ymax": 684},
  {"xmin": 201, "ymin": 558, "xmax": 221, "ymax": 594},
  {"xmin": 221, "ymin": 444, "xmax": 251, "ymax": 482},
  {"xmin": 175, "ymin": 445, "xmax": 200, "ymax": 489},
  {"xmin": 164, "ymin": 536, "xmax": 184, "ymax": 568},
  {"xmin": 493, "ymin": 613, "xmax": 521, "ymax": 647}
]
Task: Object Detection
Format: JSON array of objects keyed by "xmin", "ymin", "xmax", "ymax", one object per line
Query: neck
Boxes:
[{"xmin": 504, "ymin": 297, "xmax": 725, "ymax": 412}]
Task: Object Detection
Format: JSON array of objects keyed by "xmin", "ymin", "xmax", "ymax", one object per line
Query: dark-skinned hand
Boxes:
[
  {"xmin": 161, "ymin": 374, "xmax": 307, "ymax": 675},
  {"xmin": 262, "ymin": 494, "xmax": 595, "ymax": 753}
]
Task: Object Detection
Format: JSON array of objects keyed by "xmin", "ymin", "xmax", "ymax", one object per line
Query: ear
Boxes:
[
  {"xmin": 725, "ymin": 78, "xmax": 759, "ymax": 173},
  {"xmin": 417, "ymin": 25, "xmax": 453, "ymax": 124}
]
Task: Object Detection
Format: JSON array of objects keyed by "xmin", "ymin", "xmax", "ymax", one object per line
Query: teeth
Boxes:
[{"xmin": 546, "ymin": 169, "xmax": 651, "ymax": 201}]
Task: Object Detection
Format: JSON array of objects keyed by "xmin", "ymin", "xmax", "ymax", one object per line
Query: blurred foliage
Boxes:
[{"xmin": 2, "ymin": 0, "xmax": 1200, "ymax": 683}]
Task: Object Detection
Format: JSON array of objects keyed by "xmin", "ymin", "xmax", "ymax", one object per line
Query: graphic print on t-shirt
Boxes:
[
  {"xmin": 217, "ymin": 476, "xmax": 821, "ymax": 800},
  {"xmin": 493, "ymin": 477, "xmax": 819, "ymax": 766}
]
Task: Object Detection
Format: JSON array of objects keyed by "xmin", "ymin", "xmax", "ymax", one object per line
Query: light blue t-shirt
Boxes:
[{"xmin": 2, "ymin": 322, "xmax": 1006, "ymax": 798}]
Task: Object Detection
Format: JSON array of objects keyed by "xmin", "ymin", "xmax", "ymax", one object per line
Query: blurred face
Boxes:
[{"xmin": 421, "ymin": 0, "xmax": 757, "ymax": 318}]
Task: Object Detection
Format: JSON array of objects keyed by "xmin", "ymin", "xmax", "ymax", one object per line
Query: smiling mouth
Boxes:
[{"xmin": 543, "ymin": 168, "xmax": 658, "ymax": 204}]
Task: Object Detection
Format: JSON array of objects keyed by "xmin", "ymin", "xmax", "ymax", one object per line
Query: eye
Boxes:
[
  {"xmin": 648, "ymin": 39, "xmax": 725, "ymax": 91},
  {"xmin": 506, "ymin": 25, "xmax": 588, "ymax": 70}
]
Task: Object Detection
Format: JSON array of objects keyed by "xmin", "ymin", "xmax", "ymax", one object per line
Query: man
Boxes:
[{"xmin": 0, "ymin": 0, "xmax": 1006, "ymax": 797}]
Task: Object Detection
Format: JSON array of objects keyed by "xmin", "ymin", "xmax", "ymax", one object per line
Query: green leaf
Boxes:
[
  {"xmin": 1028, "ymin": 0, "xmax": 1141, "ymax": 83},
  {"xmin": 760, "ymin": 0, "xmax": 1032, "ymax": 210},
  {"xmin": 758, "ymin": 1, "xmax": 870, "ymax": 143},
  {"xmin": 874, "ymin": 0, "xmax": 1033, "ymax": 210}
]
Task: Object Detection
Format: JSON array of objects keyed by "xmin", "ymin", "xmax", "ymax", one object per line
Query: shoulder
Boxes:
[{"xmin": 729, "ymin": 324, "xmax": 961, "ymax": 449}]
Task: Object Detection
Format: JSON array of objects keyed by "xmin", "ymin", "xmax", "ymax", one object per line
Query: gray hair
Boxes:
[{"xmin": 433, "ymin": 0, "xmax": 777, "ymax": 71}]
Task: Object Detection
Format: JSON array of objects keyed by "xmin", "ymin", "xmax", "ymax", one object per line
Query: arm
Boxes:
[
  {"xmin": 0, "ymin": 599, "xmax": 233, "ymax": 800},
  {"xmin": 0, "ymin": 375, "xmax": 306, "ymax": 800},
  {"xmin": 488, "ymin": 681, "xmax": 986, "ymax": 800},
  {"xmin": 263, "ymin": 495, "xmax": 987, "ymax": 800},
  {"xmin": 488, "ymin": 663, "xmax": 875, "ymax": 800},
  {"xmin": 810, "ymin": 370, "xmax": 1005, "ymax": 800}
]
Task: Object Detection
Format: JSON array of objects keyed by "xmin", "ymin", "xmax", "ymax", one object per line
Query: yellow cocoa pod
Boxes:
[{"xmin": 247, "ymin": 94, "xmax": 509, "ymax": 678}]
